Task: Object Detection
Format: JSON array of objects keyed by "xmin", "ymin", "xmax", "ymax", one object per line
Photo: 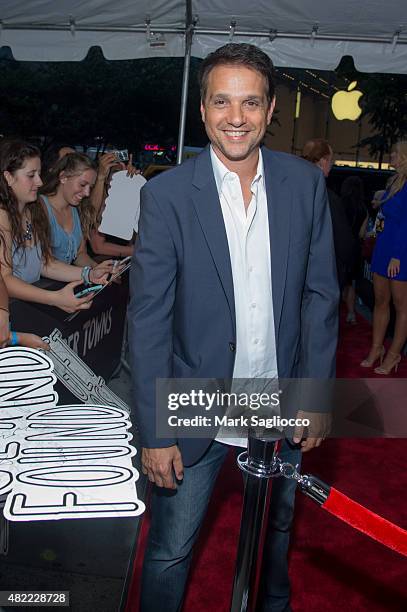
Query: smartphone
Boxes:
[
  {"xmin": 75, "ymin": 285, "xmax": 104, "ymax": 299},
  {"xmin": 114, "ymin": 149, "xmax": 129, "ymax": 163}
]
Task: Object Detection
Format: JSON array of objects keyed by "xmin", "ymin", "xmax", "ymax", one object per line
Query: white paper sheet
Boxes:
[{"xmin": 99, "ymin": 171, "xmax": 146, "ymax": 240}]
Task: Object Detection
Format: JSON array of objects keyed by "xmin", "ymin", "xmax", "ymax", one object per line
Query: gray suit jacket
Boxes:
[{"xmin": 128, "ymin": 146, "xmax": 339, "ymax": 465}]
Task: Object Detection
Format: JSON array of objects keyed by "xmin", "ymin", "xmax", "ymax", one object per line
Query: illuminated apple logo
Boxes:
[{"xmin": 331, "ymin": 81, "xmax": 363, "ymax": 121}]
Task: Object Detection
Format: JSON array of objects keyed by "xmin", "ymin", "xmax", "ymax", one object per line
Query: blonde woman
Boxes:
[{"xmin": 361, "ymin": 141, "xmax": 407, "ymax": 373}]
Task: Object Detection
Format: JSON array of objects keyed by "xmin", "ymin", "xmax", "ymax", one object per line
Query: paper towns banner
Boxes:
[{"xmin": 0, "ymin": 347, "xmax": 145, "ymax": 522}]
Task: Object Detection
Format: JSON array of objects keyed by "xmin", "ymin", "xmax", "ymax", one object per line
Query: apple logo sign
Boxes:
[{"xmin": 331, "ymin": 81, "xmax": 363, "ymax": 121}]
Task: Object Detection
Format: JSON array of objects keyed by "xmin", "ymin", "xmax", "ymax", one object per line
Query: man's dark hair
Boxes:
[
  {"xmin": 302, "ymin": 139, "xmax": 332, "ymax": 164},
  {"xmin": 199, "ymin": 43, "xmax": 276, "ymax": 103}
]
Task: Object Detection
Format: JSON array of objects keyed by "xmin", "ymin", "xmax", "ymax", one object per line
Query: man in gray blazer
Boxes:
[{"xmin": 128, "ymin": 43, "xmax": 339, "ymax": 612}]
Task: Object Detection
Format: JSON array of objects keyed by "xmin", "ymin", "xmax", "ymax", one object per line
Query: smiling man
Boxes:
[{"xmin": 128, "ymin": 43, "xmax": 339, "ymax": 611}]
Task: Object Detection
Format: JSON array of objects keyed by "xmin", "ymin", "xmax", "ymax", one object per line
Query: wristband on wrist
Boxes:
[
  {"xmin": 10, "ymin": 331, "xmax": 18, "ymax": 346},
  {"xmin": 0, "ymin": 307, "xmax": 9, "ymax": 315},
  {"xmin": 81, "ymin": 266, "xmax": 91, "ymax": 286}
]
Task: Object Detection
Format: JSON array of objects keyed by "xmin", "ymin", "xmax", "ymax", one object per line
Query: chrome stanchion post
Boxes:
[{"xmin": 230, "ymin": 431, "xmax": 281, "ymax": 612}]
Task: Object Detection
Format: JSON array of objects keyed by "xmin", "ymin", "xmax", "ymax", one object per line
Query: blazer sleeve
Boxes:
[
  {"xmin": 299, "ymin": 173, "xmax": 340, "ymax": 381},
  {"xmin": 127, "ymin": 185, "xmax": 177, "ymax": 449}
]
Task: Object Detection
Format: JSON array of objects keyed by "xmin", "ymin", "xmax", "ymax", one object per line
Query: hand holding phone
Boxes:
[
  {"xmin": 75, "ymin": 285, "xmax": 104, "ymax": 299},
  {"xmin": 114, "ymin": 149, "xmax": 129, "ymax": 162}
]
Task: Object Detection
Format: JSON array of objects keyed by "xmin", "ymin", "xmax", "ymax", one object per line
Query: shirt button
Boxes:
[
  {"xmin": 251, "ymin": 302, "xmax": 256, "ymax": 309},
  {"xmin": 248, "ymin": 266, "xmax": 253, "ymax": 273},
  {"xmin": 253, "ymin": 338, "xmax": 259, "ymax": 345}
]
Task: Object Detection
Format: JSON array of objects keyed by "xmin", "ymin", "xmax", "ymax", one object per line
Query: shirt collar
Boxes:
[{"xmin": 210, "ymin": 146, "xmax": 264, "ymax": 196}]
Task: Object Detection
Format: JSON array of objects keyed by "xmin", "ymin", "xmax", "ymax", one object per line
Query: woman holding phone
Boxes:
[{"xmin": 0, "ymin": 140, "xmax": 110, "ymax": 314}]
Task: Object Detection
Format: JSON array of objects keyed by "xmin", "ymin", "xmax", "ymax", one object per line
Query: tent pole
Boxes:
[{"xmin": 176, "ymin": 0, "xmax": 193, "ymax": 165}]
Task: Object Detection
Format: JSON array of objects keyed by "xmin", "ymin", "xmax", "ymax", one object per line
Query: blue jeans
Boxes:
[{"xmin": 140, "ymin": 440, "xmax": 301, "ymax": 612}]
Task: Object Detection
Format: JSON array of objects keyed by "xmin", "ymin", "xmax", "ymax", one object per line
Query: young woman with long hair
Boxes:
[
  {"xmin": 42, "ymin": 148, "xmax": 136, "ymax": 259},
  {"xmin": 0, "ymin": 140, "xmax": 110, "ymax": 314},
  {"xmin": 40, "ymin": 152, "xmax": 117, "ymax": 268},
  {"xmin": 361, "ymin": 140, "xmax": 407, "ymax": 373}
]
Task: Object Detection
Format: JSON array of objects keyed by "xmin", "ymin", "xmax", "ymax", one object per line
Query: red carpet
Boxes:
[{"xmin": 126, "ymin": 310, "xmax": 407, "ymax": 611}]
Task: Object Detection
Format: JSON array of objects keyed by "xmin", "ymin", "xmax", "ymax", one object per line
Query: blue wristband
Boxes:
[{"xmin": 10, "ymin": 331, "xmax": 18, "ymax": 346}]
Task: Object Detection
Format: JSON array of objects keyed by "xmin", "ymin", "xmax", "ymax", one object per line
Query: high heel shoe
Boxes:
[
  {"xmin": 360, "ymin": 345, "xmax": 385, "ymax": 368},
  {"xmin": 374, "ymin": 351, "xmax": 401, "ymax": 375}
]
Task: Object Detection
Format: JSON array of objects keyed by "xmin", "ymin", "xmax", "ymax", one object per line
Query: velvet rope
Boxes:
[{"xmin": 322, "ymin": 488, "xmax": 407, "ymax": 557}]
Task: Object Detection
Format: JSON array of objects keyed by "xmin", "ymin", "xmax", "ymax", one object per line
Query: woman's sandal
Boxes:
[
  {"xmin": 360, "ymin": 345, "xmax": 385, "ymax": 368},
  {"xmin": 374, "ymin": 351, "xmax": 401, "ymax": 375}
]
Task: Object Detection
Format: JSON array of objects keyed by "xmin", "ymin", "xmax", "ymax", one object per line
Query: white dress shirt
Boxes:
[{"xmin": 210, "ymin": 147, "xmax": 278, "ymax": 447}]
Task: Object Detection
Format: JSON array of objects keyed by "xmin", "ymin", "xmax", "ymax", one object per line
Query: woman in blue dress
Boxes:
[{"xmin": 361, "ymin": 141, "xmax": 407, "ymax": 374}]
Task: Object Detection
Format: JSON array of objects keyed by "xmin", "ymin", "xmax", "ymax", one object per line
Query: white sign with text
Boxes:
[{"xmin": 0, "ymin": 348, "xmax": 145, "ymax": 522}]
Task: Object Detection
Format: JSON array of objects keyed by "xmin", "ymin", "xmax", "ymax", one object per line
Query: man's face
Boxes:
[
  {"xmin": 200, "ymin": 64, "xmax": 275, "ymax": 165},
  {"xmin": 319, "ymin": 150, "xmax": 334, "ymax": 178}
]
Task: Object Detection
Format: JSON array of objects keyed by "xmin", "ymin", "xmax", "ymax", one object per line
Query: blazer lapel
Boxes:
[
  {"xmin": 263, "ymin": 149, "xmax": 292, "ymax": 342},
  {"xmin": 191, "ymin": 148, "xmax": 236, "ymax": 332}
]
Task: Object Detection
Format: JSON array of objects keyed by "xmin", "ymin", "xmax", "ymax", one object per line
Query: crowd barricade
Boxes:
[{"xmin": 9, "ymin": 275, "xmax": 129, "ymax": 404}]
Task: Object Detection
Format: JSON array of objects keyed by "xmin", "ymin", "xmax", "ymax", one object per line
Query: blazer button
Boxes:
[{"xmin": 229, "ymin": 342, "xmax": 236, "ymax": 352}]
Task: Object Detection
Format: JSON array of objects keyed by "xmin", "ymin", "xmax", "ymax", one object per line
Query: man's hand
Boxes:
[
  {"xmin": 293, "ymin": 410, "xmax": 332, "ymax": 453},
  {"xmin": 141, "ymin": 445, "xmax": 184, "ymax": 489}
]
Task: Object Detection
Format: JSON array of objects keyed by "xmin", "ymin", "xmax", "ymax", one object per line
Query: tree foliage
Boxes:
[
  {"xmin": 0, "ymin": 47, "xmax": 207, "ymax": 151},
  {"xmin": 358, "ymin": 74, "xmax": 407, "ymax": 166}
]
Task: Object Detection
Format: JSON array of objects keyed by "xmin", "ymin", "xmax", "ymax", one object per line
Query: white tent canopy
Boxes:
[
  {"xmin": 1, "ymin": 0, "xmax": 406, "ymax": 73},
  {"xmin": 2, "ymin": 1, "xmax": 405, "ymax": 162}
]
